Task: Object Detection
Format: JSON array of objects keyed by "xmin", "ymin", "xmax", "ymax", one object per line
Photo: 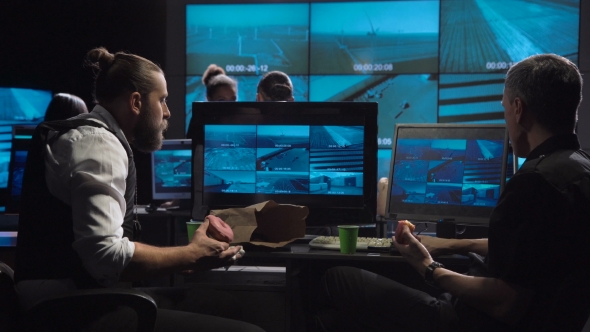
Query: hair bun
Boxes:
[
  {"xmin": 86, "ymin": 47, "xmax": 115, "ymax": 72},
  {"xmin": 269, "ymin": 83, "xmax": 292, "ymax": 101},
  {"xmin": 202, "ymin": 64, "xmax": 226, "ymax": 85}
]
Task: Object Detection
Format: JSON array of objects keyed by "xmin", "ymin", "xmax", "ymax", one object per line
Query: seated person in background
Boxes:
[
  {"xmin": 44, "ymin": 92, "xmax": 89, "ymax": 121},
  {"xmin": 320, "ymin": 54, "xmax": 590, "ymax": 332},
  {"xmin": 202, "ymin": 64, "xmax": 237, "ymax": 101},
  {"xmin": 14, "ymin": 47, "xmax": 263, "ymax": 332},
  {"xmin": 256, "ymin": 71, "xmax": 294, "ymax": 102}
]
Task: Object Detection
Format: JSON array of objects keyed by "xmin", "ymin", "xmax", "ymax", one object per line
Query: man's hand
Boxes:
[
  {"xmin": 392, "ymin": 224, "xmax": 433, "ymax": 277},
  {"xmin": 187, "ymin": 219, "xmax": 243, "ymax": 271}
]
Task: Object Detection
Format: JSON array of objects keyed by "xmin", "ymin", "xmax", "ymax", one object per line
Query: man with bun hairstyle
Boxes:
[
  {"xmin": 320, "ymin": 54, "xmax": 590, "ymax": 331},
  {"xmin": 256, "ymin": 70, "xmax": 294, "ymax": 102},
  {"xmin": 15, "ymin": 47, "xmax": 263, "ymax": 331}
]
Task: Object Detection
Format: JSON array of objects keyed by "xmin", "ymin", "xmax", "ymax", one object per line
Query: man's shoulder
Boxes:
[
  {"xmin": 50, "ymin": 120, "xmax": 114, "ymax": 143},
  {"xmin": 48, "ymin": 120, "xmax": 125, "ymax": 159},
  {"xmin": 516, "ymin": 149, "xmax": 590, "ymax": 194}
]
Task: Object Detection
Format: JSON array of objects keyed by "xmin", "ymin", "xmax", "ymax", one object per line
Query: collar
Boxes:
[
  {"xmin": 526, "ymin": 134, "xmax": 580, "ymax": 161},
  {"xmin": 79, "ymin": 105, "xmax": 131, "ymax": 148}
]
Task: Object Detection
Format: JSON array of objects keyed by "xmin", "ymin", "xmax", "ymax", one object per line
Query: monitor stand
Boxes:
[
  {"xmin": 436, "ymin": 219, "xmax": 456, "ymax": 239},
  {"xmin": 177, "ymin": 198, "xmax": 192, "ymax": 211}
]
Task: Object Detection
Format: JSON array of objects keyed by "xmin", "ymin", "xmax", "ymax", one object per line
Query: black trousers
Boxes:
[
  {"xmin": 141, "ymin": 287, "xmax": 265, "ymax": 332},
  {"xmin": 153, "ymin": 308, "xmax": 264, "ymax": 332},
  {"xmin": 321, "ymin": 266, "xmax": 458, "ymax": 332}
]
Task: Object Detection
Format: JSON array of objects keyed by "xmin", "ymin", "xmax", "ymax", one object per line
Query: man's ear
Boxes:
[
  {"xmin": 255, "ymin": 93, "xmax": 263, "ymax": 102},
  {"xmin": 288, "ymin": 96, "xmax": 294, "ymax": 102},
  {"xmin": 130, "ymin": 92, "xmax": 142, "ymax": 115},
  {"xmin": 514, "ymin": 97, "xmax": 533, "ymax": 130},
  {"xmin": 513, "ymin": 97, "xmax": 524, "ymax": 124}
]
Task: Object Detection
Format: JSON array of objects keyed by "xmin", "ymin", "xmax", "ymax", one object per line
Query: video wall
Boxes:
[{"xmin": 184, "ymin": 0, "xmax": 581, "ymax": 180}]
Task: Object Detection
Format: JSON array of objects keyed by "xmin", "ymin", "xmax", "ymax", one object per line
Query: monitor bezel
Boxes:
[
  {"xmin": 187, "ymin": 101, "xmax": 378, "ymax": 223},
  {"xmin": 150, "ymin": 139, "xmax": 193, "ymax": 201},
  {"xmin": 385, "ymin": 123, "xmax": 509, "ymax": 226}
]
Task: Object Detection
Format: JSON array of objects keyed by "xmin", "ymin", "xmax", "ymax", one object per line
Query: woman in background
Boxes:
[
  {"xmin": 256, "ymin": 71, "xmax": 294, "ymax": 102},
  {"xmin": 44, "ymin": 93, "xmax": 88, "ymax": 121},
  {"xmin": 202, "ymin": 64, "xmax": 237, "ymax": 101}
]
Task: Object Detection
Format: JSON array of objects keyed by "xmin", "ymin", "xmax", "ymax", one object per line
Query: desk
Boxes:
[
  {"xmin": 181, "ymin": 244, "xmax": 471, "ymax": 332},
  {"xmin": 276, "ymin": 245, "xmax": 470, "ymax": 331}
]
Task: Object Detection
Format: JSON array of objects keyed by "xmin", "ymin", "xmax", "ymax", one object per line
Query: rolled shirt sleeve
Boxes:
[{"xmin": 44, "ymin": 124, "xmax": 135, "ymax": 287}]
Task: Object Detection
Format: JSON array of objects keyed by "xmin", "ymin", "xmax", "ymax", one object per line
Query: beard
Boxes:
[{"xmin": 132, "ymin": 103, "xmax": 168, "ymax": 153}]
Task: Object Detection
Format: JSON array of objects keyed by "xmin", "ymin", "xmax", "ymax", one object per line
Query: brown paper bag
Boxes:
[{"xmin": 210, "ymin": 200, "xmax": 309, "ymax": 248}]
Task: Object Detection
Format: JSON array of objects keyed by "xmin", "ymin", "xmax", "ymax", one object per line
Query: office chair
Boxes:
[{"xmin": 0, "ymin": 260, "xmax": 158, "ymax": 332}]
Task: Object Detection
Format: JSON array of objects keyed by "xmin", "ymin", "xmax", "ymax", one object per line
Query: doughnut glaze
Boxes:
[{"xmin": 206, "ymin": 215, "xmax": 234, "ymax": 243}]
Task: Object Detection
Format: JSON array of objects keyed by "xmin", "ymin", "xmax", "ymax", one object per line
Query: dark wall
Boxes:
[{"xmin": 0, "ymin": 0, "xmax": 167, "ymax": 204}]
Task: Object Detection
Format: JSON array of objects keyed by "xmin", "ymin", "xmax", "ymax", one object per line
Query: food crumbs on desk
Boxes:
[{"xmin": 367, "ymin": 253, "xmax": 380, "ymax": 256}]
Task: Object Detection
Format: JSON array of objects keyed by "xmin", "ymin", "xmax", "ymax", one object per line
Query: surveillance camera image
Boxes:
[
  {"xmin": 0, "ymin": 88, "xmax": 51, "ymax": 125},
  {"xmin": 310, "ymin": 1, "xmax": 439, "ymax": 75},
  {"xmin": 440, "ymin": 0, "xmax": 579, "ymax": 73},
  {"xmin": 310, "ymin": 74, "xmax": 437, "ymax": 149},
  {"xmin": 438, "ymin": 73, "xmax": 505, "ymax": 124},
  {"xmin": 0, "ymin": 88, "xmax": 52, "ymax": 189},
  {"xmin": 256, "ymin": 171, "xmax": 309, "ymax": 194},
  {"xmin": 257, "ymin": 125, "xmax": 309, "ymax": 148},
  {"xmin": 204, "ymin": 125, "xmax": 257, "ymax": 171},
  {"xmin": 390, "ymin": 137, "xmax": 503, "ymax": 206},
  {"xmin": 205, "ymin": 170, "xmax": 256, "ymax": 194},
  {"xmin": 153, "ymin": 150, "xmax": 192, "ymax": 193},
  {"xmin": 309, "ymin": 171, "xmax": 363, "ymax": 195},
  {"xmin": 186, "ymin": 3, "xmax": 309, "ymax": 76},
  {"xmin": 202, "ymin": 123, "xmax": 366, "ymax": 196}
]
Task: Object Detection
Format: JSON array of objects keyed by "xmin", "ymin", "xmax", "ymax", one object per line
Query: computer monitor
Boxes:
[
  {"xmin": 150, "ymin": 139, "xmax": 192, "ymax": 201},
  {"xmin": 6, "ymin": 125, "xmax": 36, "ymax": 214},
  {"xmin": 386, "ymin": 123, "xmax": 509, "ymax": 226},
  {"xmin": 187, "ymin": 101, "xmax": 378, "ymax": 226},
  {"xmin": 0, "ymin": 87, "xmax": 52, "ymax": 190}
]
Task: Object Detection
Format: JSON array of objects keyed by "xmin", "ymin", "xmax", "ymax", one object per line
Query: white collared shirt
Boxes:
[{"xmin": 44, "ymin": 105, "xmax": 135, "ymax": 287}]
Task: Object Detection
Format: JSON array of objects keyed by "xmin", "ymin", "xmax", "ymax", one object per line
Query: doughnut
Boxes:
[
  {"xmin": 394, "ymin": 220, "xmax": 415, "ymax": 244},
  {"xmin": 206, "ymin": 215, "xmax": 234, "ymax": 243}
]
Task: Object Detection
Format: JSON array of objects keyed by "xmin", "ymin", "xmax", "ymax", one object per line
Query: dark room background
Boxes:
[{"xmin": 0, "ymin": 0, "xmax": 167, "ymax": 205}]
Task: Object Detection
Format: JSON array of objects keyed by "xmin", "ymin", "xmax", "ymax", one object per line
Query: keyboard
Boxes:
[{"xmin": 309, "ymin": 236, "xmax": 393, "ymax": 252}]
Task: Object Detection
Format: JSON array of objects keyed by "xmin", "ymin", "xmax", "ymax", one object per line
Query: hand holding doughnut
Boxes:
[{"xmin": 205, "ymin": 215, "xmax": 234, "ymax": 243}]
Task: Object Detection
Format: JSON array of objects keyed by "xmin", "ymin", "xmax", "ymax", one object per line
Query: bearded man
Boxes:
[{"xmin": 14, "ymin": 47, "xmax": 263, "ymax": 332}]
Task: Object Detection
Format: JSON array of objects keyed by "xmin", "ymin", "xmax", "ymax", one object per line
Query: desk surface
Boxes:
[{"xmin": 242, "ymin": 244, "xmax": 470, "ymax": 268}]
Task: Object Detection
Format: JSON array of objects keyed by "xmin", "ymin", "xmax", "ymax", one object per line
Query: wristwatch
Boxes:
[{"xmin": 424, "ymin": 261, "xmax": 445, "ymax": 287}]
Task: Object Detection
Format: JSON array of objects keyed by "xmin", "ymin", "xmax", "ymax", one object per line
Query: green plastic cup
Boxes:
[
  {"xmin": 338, "ymin": 225, "xmax": 360, "ymax": 254},
  {"xmin": 186, "ymin": 220, "xmax": 203, "ymax": 242}
]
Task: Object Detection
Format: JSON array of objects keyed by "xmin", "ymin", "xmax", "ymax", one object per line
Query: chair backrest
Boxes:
[
  {"xmin": 2, "ymin": 260, "xmax": 157, "ymax": 332},
  {"xmin": 25, "ymin": 288, "xmax": 158, "ymax": 332},
  {"xmin": 0, "ymin": 261, "xmax": 19, "ymax": 331}
]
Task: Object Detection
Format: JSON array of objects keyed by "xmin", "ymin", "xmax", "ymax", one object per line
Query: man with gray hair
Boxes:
[{"xmin": 321, "ymin": 54, "xmax": 590, "ymax": 331}]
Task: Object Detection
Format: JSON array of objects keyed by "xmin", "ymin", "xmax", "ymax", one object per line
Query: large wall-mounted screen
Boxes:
[{"xmin": 173, "ymin": 0, "xmax": 581, "ymax": 183}]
